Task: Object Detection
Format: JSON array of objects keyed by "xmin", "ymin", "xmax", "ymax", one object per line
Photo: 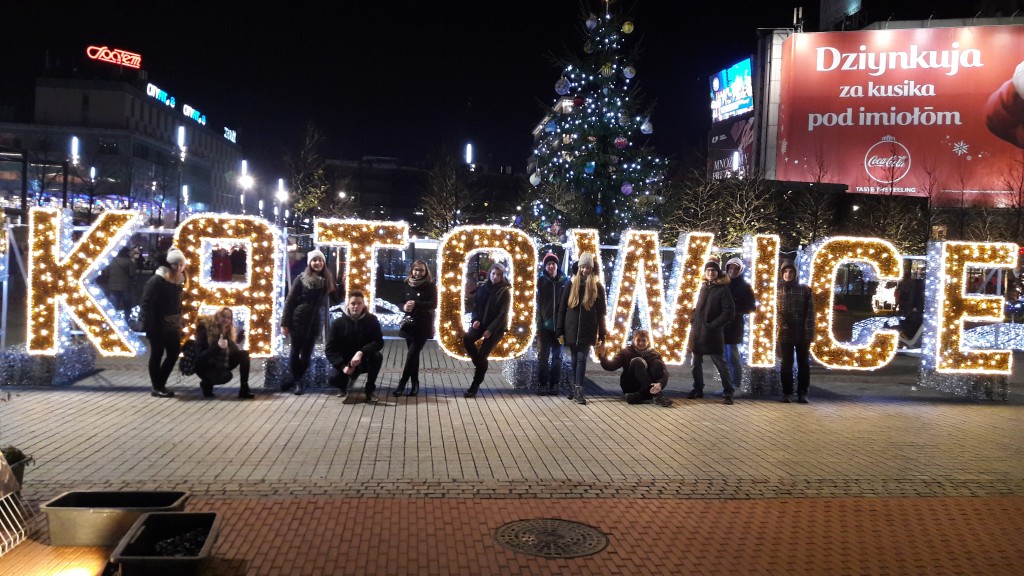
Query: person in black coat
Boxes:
[
  {"xmin": 535, "ymin": 252, "xmax": 567, "ymax": 395},
  {"xmin": 598, "ymin": 330, "xmax": 672, "ymax": 407},
  {"xmin": 394, "ymin": 259, "xmax": 437, "ymax": 397},
  {"xmin": 777, "ymin": 259, "xmax": 815, "ymax": 404},
  {"xmin": 723, "ymin": 257, "xmax": 756, "ymax": 393},
  {"xmin": 556, "ymin": 252, "xmax": 606, "ymax": 405},
  {"xmin": 462, "ymin": 263, "xmax": 511, "ymax": 398},
  {"xmin": 325, "ymin": 290, "xmax": 385, "ymax": 403},
  {"xmin": 686, "ymin": 261, "xmax": 736, "ymax": 404},
  {"xmin": 193, "ymin": 307, "xmax": 253, "ymax": 399},
  {"xmin": 140, "ymin": 249, "xmax": 187, "ymax": 398},
  {"xmin": 280, "ymin": 249, "xmax": 339, "ymax": 394}
]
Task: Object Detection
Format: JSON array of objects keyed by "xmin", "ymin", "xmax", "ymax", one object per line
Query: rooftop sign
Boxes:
[{"xmin": 86, "ymin": 45, "xmax": 142, "ymax": 69}]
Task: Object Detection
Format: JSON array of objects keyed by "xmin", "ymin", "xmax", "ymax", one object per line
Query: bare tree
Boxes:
[
  {"xmin": 718, "ymin": 173, "xmax": 777, "ymax": 246},
  {"xmin": 915, "ymin": 154, "xmax": 945, "ymax": 248},
  {"xmin": 286, "ymin": 121, "xmax": 330, "ymax": 223},
  {"xmin": 659, "ymin": 168, "xmax": 726, "ymax": 243},
  {"xmin": 1000, "ymin": 150, "xmax": 1024, "ymax": 244},
  {"xmin": 421, "ymin": 152, "xmax": 474, "ymax": 238}
]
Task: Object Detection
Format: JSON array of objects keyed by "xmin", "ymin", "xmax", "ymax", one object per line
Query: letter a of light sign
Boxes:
[{"xmin": 86, "ymin": 45, "xmax": 142, "ymax": 69}]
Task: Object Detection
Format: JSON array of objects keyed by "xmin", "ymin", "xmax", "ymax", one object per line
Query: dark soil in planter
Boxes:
[{"xmin": 154, "ymin": 527, "xmax": 208, "ymax": 557}]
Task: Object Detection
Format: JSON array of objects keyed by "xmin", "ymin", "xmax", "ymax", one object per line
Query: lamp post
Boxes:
[
  {"xmin": 238, "ymin": 160, "xmax": 253, "ymax": 215},
  {"xmin": 86, "ymin": 166, "xmax": 97, "ymax": 221},
  {"xmin": 174, "ymin": 126, "xmax": 187, "ymax": 227},
  {"xmin": 275, "ymin": 178, "xmax": 288, "ymax": 229}
]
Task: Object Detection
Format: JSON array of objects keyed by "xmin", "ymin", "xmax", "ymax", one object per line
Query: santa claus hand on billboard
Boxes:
[{"xmin": 985, "ymin": 61, "xmax": 1024, "ymax": 149}]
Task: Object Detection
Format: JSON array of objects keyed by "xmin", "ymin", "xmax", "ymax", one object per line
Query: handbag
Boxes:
[
  {"xmin": 179, "ymin": 339, "xmax": 198, "ymax": 376},
  {"xmin": 399, "ymin": 314, "xmax": 416, "ymax": 336}
]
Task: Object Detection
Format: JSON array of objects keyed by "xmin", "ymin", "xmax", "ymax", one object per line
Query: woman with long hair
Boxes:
[
  {"xmin": 556, "ymin": 252, "xmax": 606, "ymax": 405},
  {"xmin": 394, "ymin": 259, "xmax": 437, "ymax": 396},
  {"xmin": 281, "ymin": 249, "xmax": 338, "ymax": 394},
  {"xmin": 462, "ymin": 262, "xmax": 511, "ymax": 398},
  {"xmin": 194, "ymin": 307, "xmax": 253, "ymax": 399}
]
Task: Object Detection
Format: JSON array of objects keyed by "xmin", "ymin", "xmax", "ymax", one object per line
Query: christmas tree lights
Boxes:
[
  {"xmin": 174, "ymin": 214, "xmax": 282, "ymax": 357},
  {"xmin": 435, "ymin": 226, "xmax": 537, "ymax": 360},
  {"xmin": 807, "ymin": 237, "xmax": 903, "ymax": 370},
  {"xmin": 27, "ymin": 208, "xmax": 144, "ymax": 356},
  {"xmin": 567, "ymin": 228, "xmax": 604, "ymax": 284},
  {"xmin": 744, "ymin": 234, "xmax": 780, "ymax": 367}
]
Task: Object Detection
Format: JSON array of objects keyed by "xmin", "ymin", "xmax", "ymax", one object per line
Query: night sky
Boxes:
[{"xmin": 2, "ymin": 0, "xmax": 959, "ymax": 177}]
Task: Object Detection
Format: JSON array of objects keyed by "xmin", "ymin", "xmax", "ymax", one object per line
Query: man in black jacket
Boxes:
[
  {"xmin": 536, "ymin": 252, "xmax": 567, "ymax": 395},
  {"xmin": 325, "ymin": 290, "xmax": 385, "ymax": 403},
  {"xmin": 723, "ymin": 257, "xmax": 756, "ymax": 394},
  {"xmin": 777, "ymin": 260, "xmax": 815, "ymax": 404},
  {"xmin": 686, "ymin": 261, "xmax": 737, "ymax": 404}
]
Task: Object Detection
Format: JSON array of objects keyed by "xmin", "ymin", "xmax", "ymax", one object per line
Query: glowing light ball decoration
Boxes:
[
  {"xmin": 314, "ymin": 219, "xmax": 409, "ymax": 311},
  {"xmin": 658, "ymin": 232, "xmax": 715, "ymax": 364},
  {"xmin": 27, "ymin": 208, "xmax": 144, "ymax": 356},
  {"xmin": 806, "ymin": 237, "xmax": 903, "ymax": 370},
  {"xmin": 924, "ymin": 241, "xmax": 1016, "ymax": 374},
  {"xmin": 744, "ymin": 234, "xmax": 780, "ymax": 367},
  {"xmin": 174, "ymin": 214, "xmax": 282, "ymax": 357},
  {"xmin": 435, "ymin": 226, "xmax": 537, "ymax": 360}
]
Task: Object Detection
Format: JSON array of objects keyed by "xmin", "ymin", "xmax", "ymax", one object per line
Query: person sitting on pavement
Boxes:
[
  {"xmin": 325, "ymin": 290, "xmax": 385, "ymax": 403},
  {"xmin": 194, "ymin": 307, "xmax": 253, "ymax": 399},
  {"xmin": 598, "ymin": 329, "xmax": 672, "ymax": 407}
]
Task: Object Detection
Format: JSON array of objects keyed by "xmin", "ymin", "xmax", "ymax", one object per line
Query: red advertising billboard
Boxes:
[{"xmin": 776, "ymin": 26, "xmax": 1024, "ymax": 205}]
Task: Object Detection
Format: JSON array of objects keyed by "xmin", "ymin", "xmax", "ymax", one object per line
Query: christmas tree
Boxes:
[{"xmin": 528, "ymin": 6, "xmax": 667, "ymax": 242}]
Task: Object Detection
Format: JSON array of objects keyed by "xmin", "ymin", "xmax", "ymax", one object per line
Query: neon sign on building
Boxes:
[
  {"xmin": 86, "ymin": 45, "xmax": 142, "ymax": 69},
  {"xmin": 182, "ymin": 104, "xmax": 207, "ymax": 126},
  {"xmin": 146, "ymin": 83, "xmax": 176, "ymax": 108}
]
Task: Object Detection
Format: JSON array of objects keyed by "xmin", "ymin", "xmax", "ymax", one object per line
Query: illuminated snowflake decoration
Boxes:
[{"xmin": 952, "ymin": 140, "xmax": 969, "ymax": 156}]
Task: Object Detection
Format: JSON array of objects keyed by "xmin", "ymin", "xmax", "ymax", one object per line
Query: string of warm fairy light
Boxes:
[
  {"xmin": 806, "ymin": 237, "xmax": 902, "ymax": 370},
  {"xmin": 27, "ymin": 208, "xmax": 144, "ymax": 356},
  {"xmin": 604, "ymin": 231, "xmax": 668, "ymax": 355},
  {"xmin": 926, "ymin": 241, "xmax": 1016, "ymax": 374},
  {"xmin": 435, "ymin": 226, "xmax": 537, "ymax": 360},
  {"xmin": 314, "ymin": 219, "xmax": 409, "ymax": 309},
  {"xmin": 659, "ymin": 232, "xmax": 715, "ymax": 364},
  {"xmin": 567, "ymin": 228, "xmax": 604, "ymax": 284},
  {"xmin": 174, "ymin": 214, "xmax": 282, "ymax": 357},
  {"xmin": 744, "ymin": 234, "xmax": 779, "ymax": 367}
]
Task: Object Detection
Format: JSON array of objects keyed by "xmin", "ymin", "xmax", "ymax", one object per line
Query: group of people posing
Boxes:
[{"xmin": 140, "ymin": 248, "xmax": 815, "ymax": 406}]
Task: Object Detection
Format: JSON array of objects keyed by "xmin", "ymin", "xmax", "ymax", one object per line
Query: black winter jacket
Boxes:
[
  {"xmin": 471, "ymin": 280, "xmax": 511, "ymax": 335},
  {"xmin": 557, "ymin": 282, "xmax": 607, "ymax": 347},
  {"xmin": 402, "ymin": 281, "xmax": 437, "ymax": 340},
  {"xmin": 325, "ymin": 312, "xmax": 385, "ymax": 369},
  {"xmin": 282, "ymin": 273, "xmax": 338, "ymax": 341},
  {"xmin": 140, "ymin": 267, "xmax": 183, "ymax": 338},
  {"xmin": 536, "ymin": 271, "xmax": 567, "ymax": 332},
  {"xmin": 688, "ymin": 276, "xmax": 735, "ymax": 355},
  {"xmin": 599, "ymin": 346, "xmax": 669, "ymax": 387},
  {"xmin": 777, "ymin": 280, "xmax": 815, "ymax": 344},
  {"xmin": 723, "ymin": 276, "xmax": 756, "ymax": 345}
]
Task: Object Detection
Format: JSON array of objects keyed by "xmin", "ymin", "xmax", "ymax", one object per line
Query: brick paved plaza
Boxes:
[{"xmin": 1, "ymin": 341, "xmax": 1022, "ymax": 574}]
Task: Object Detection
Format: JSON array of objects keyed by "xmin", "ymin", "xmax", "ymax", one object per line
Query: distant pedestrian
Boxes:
[
  {"xmin": 212, "ymin": 248, "xmax": 233, "ymax": 282},
  {"xmin": 598, "ymin": 329, "xmax": 672, "ymax": 407},
  {"xmin": 536, "ymin": 252, "xmax": 567, "ymax": 395},
  {"xmin": 462, "ymin": 263, "xmax": 511, "ymax": 398},
  {"xmin": 230, "ymin": 246, "xmax": 247, "ymax": 281},
  {"xmin": 685, "ymin": 261, "xmax": 736, "ymax": 404},
  {"xmin": 326, "ymin": 290, "xmax": 385, "ymax": 403},
  {"xmin": 394, "ymin": 260, "xmax": 437, "ymax": 397},
  {"xmin": 777, "ymin": 259, "xmax": 815, "ymax": 404},
  {"xmin": 140, "ymin": 249, "xmax": 187, "ymax": 398},
  {"xmin": 105, "ymin": 246, "xmax": 138, "ymax": 319},
  {"xmin": 556, "ymin": 252, "xmax": 606, "ymax": 405},
  {"xmin": 723, "ymin": 257, "xmax": 755, "ymax": 393},
  {"xmin": 194, "ymin": 307, "xmax": 253, "ymax": 399},
  {"xmin": 280, "ymin": 249, "xmax": 338, "ymax": 395}
]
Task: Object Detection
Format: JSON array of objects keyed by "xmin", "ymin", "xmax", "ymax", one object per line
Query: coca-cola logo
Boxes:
[{"xmin": 863, "ymin": 138, "xmax": 912, "ymax": 183}]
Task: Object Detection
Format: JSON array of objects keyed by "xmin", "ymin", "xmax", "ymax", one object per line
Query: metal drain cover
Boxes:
[{"xmin": 494, "ymin": 518, "xmax": 608, "ymax": 558}]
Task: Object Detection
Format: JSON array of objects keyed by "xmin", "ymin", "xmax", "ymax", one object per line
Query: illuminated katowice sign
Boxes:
[{"xmin": 86, "ymin": 45, "xmax": 141, "ymax": 69}]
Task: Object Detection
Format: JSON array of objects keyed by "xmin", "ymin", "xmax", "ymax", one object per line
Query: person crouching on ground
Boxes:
[
  {"xmin": 194, "ymin": 307, "xmax": 253, "ymax": 399},
  {"xmin": 686, "ymin": 261, "xmax": 736, "ymax": 404},
  {"xmin": 325, "ymin": 290, "xmax": 385, "ymax": 403},
  {"xmin": 556, "ymin": 252, "xmax": 606, "ymax": 405},
  {"xmin": 462, "ymin": 263, "xmax": 511, "ymax": 398},
  {"xmin": 598, "ymin": 329, "xmax": 672, "ymax": 407}
]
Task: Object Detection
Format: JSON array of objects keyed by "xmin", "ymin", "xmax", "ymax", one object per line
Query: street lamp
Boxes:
[
  {"xmin": 238, "ymin": 160, "xmax": 253, "ymax": 214},
  {"xmin": 175, "ymin": 126, "xmax": 187, "ymax": 227},
  {"xmin": 275, "ymin": 178, "xmax": 288, "ymax": 228}
]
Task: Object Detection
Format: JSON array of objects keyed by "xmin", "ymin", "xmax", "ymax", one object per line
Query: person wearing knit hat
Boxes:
[
  {"xmin": 536, "ymin": 251, "xmax": 567, "ymax": 395},
  {"xmin": 777, "ymin": 259, "xmax": 814, "ymax": 404},
  {"xmin": 722, "ymin": 257, "xmax": 756, "ymax": 395},
  {"xmin": 462, "ymin": 261, "xmax": 512, "ymax": 398},
  {"xmin": 280, "ymin": 247, "xmax": 339, "ymax": 394},
  {"xmin": 685, "ymin": 260, "xmax": 736, "ymax": 404},
  {"xmin": 140, "ymin": 247, "xmax": 189, "ymax": 398},
  {"xmin": 557, "ymin": 252, "xmax": 606, "ymax": 405}
]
